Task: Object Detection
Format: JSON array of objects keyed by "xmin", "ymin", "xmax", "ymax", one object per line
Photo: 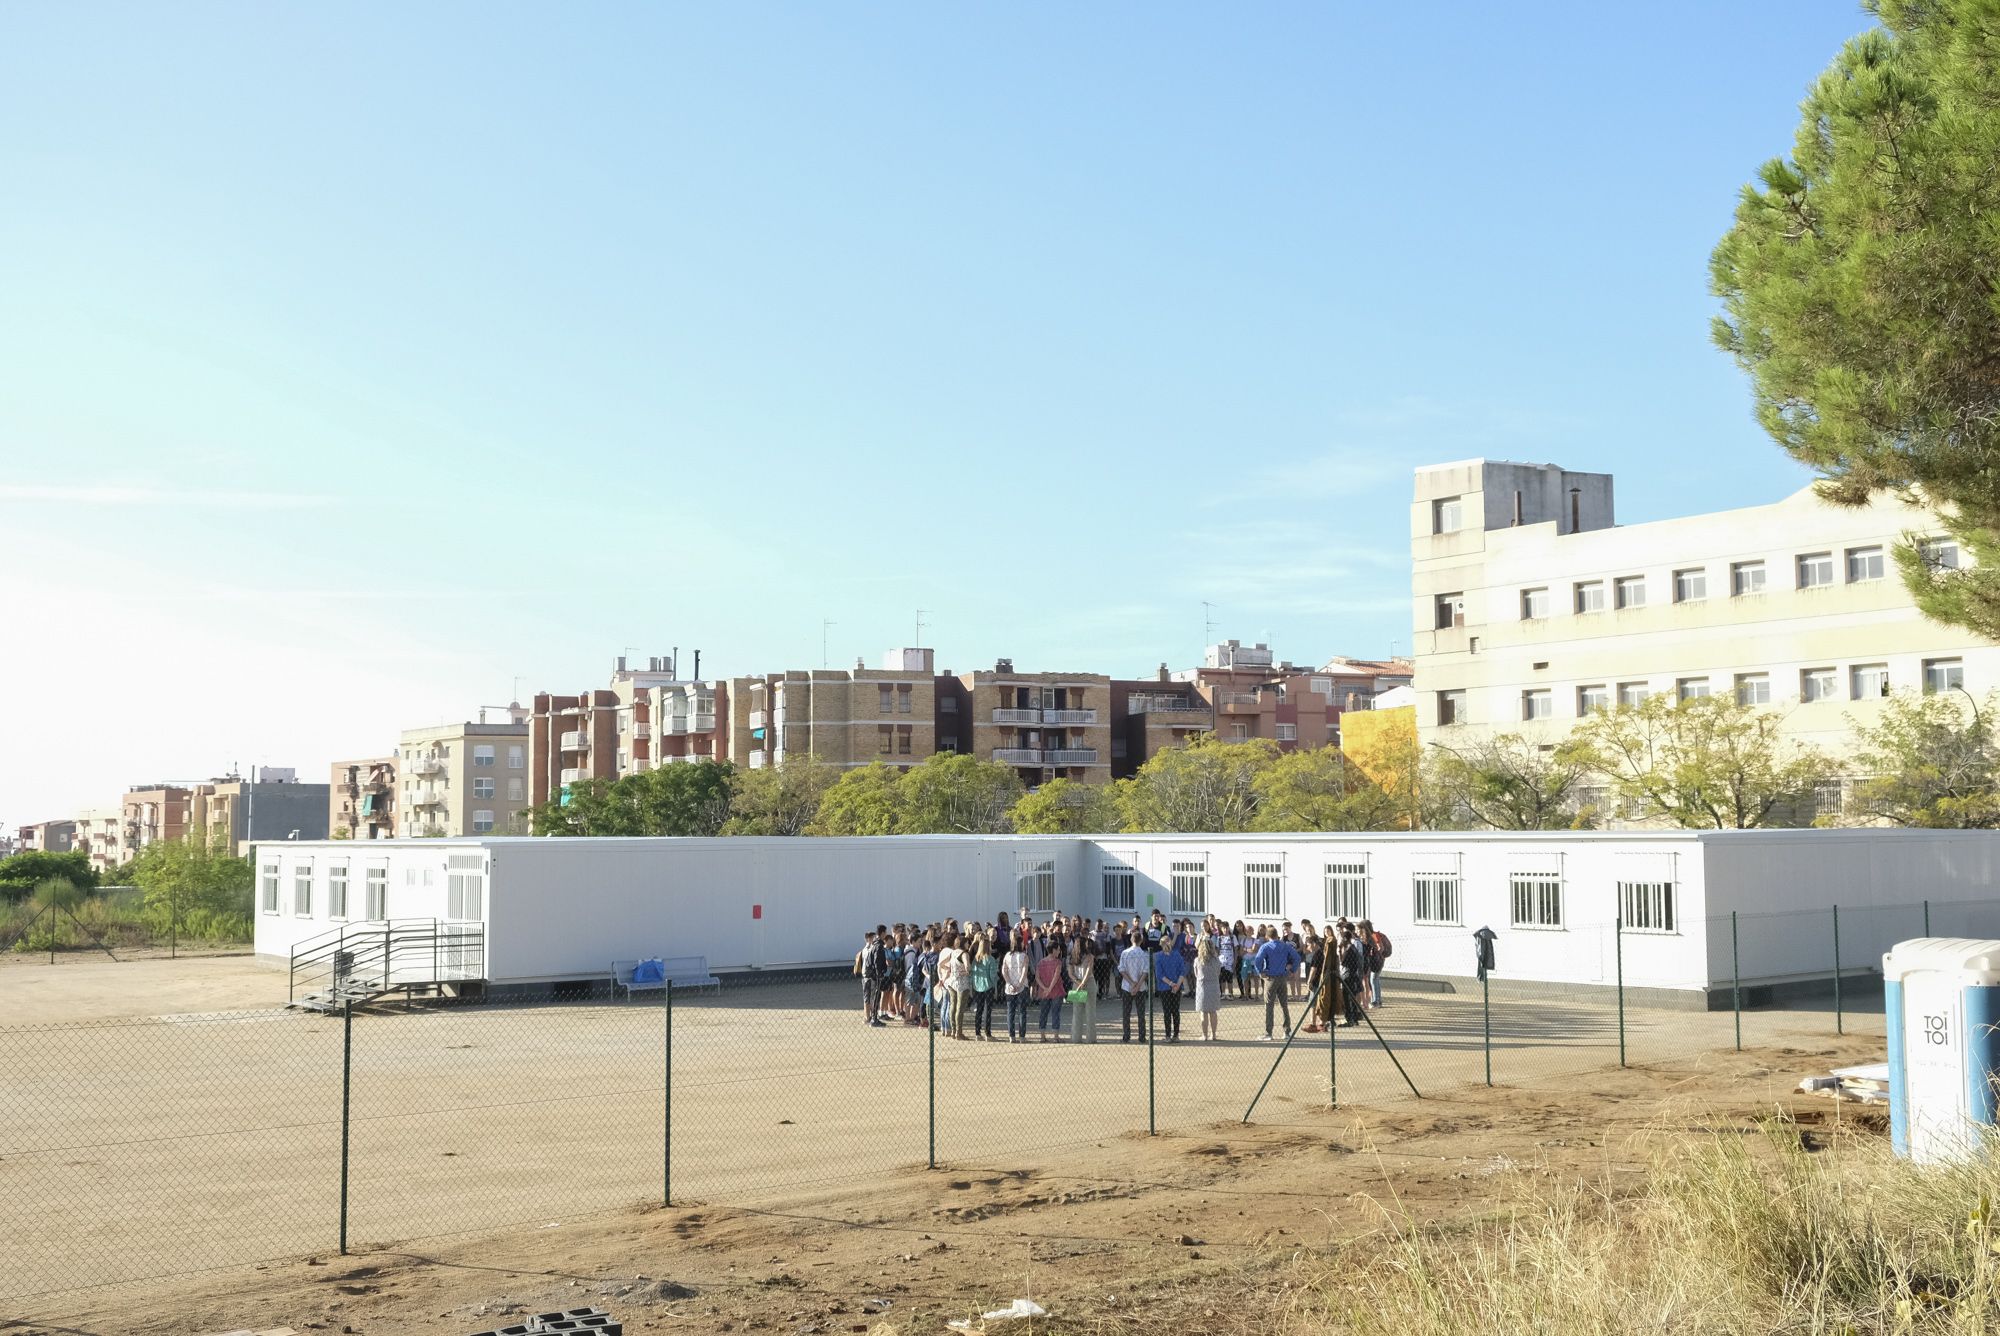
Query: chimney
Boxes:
[
  {"xmin": 1568, "ymin": 486, "xmax": 1581, "ymax": 533},
  {"xmin": 1157, "ymin": 663, "xmax": 1170, "ymax": 682},
  {"xmin": 1512, "ymin": 490, "xmax": 1522, "ymax": 526},
  {"xmin": 616, "ymin": 655, "xmax": 627, "ymax": 673},
  {"xmin": 693, "ymin": 649, "xmax": 701, "ymax": 679},
  {"xmin": 996, "ymin": 657, "xmax": 1014, "ymax": 674}
]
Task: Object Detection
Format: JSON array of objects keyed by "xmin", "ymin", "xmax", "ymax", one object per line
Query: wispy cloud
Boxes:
[{"xmin": 0, "ymin": 484, "xmax": 330, "ymax": 509}]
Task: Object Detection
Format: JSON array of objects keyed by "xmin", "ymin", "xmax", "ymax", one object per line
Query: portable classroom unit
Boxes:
[{"xmin": 251, "ymin": 829, "xmax": 2000, "ymax": 1000}]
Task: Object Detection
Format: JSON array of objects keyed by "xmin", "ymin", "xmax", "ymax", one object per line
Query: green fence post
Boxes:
[
  {"xmin": 1731, "ymin": 911, "xmax": 1741, "ymax": 1053},
  {"xmin": 1832, "ymin": 904, "xmax": 1843, "ymax": 1037},
  {"xmin": 672, "ymin": 976, "xmax": 680, "ymax": 1208},
  {"xmin": 1329, "ymin": 996, "xmax": 1338, "ymax": 1107},
  {"xmin": 1147, "ymin": 952, "xmax": 1156, "ymax": 1136},
  {"xmin": 1924, "ymin": 899, "xmax": 1932, "ymax": 937},
  {"xmin": 1615, "ymin": 918, "xmax": 1626, "ymax": 1069},
  {"xmin": 1482, "ymin": 970, "xmax": 1492, "ymax": 1087},
  {"xmin": 339, "ymin": 1000, "xmax": 353, "ymax": 1256},
  {"xmin": 927, "ymin": 997, "xmax": 937, "ymax": 1170}
]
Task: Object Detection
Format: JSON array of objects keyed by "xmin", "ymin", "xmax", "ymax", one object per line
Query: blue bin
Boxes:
[{"xmin": 1883, "ymin": 938, "xmax": 2000, "ymax": 1163}]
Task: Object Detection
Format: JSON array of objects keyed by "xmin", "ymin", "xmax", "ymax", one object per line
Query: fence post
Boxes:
[
  {"xmin": 339, "ymin": 1000, "xmax": 353, "ymax": 1256},
  {"xmin": 672, "ymin": 976, "xmax": 680, "ymax": 1208},
  {"xmin": 1615, "ymin": 918, "xmax": 1626, "ymax": 1068},
  {"xmin": 1482, "ymin": 969, "xmax": 1492, "ymax": 1087},
  {"xmin": 927, "ymin": 997, "xmax": 936, "ymax": 1170},
  {"xmin": 1731, "ymin": 911, "xmax": 1741, "ymax": 1053},
  {"xmin": 1146, "ymin": 952, "xmax": 1156, "ymax": 1136},
  {"xmin": 1924, "ymin": 899, "xmax": 1932, "ymax": 937},
  {"xmin": 1329, "ymin": 996, "xmax": 1337, "ymax": 1107},
  {"xmin": 1832, "ymin": 904, "xmax": 1843, "ymax": 1037}
]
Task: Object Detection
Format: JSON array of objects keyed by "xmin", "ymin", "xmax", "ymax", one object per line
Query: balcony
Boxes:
[
  {"xmin": 408, "ymin": 756, "xmax": 444, "ymax": 777},
  {"xmin": 559, "ymin": 768, "xmax": 585, "ymax": 785},
  {"xmin": 1127, "ymin": 694, "xmax": 1211, "ymax": 720},
  {"xmin": 1217, "ymin": 692, "xmax": 1264, "ymax": 713},
  {"xmin": 1047, "ymin": 748, "xmax": 1099, "ymax": 766},
  {"xmin": 992, "ymin": 708, "xmax": 1041, "ymax": 725},
  {"xmin": 411, "ymin": 790, "xmax": 446, "ymax": 809},
  {"xmin": 747, "ymin": 751, "xmax": 767, "ymax": 770},
  {"xmin": 631, "ymin": 723, "xmax": 650, "ymax": 739},
  {"xmin": 993, "ymin": 747, "xmax": 1044, "ymax": 765},
  {"xmin": 692, "ymin": 713, "xmax": 716, "ymax": 732},
  {"xmin": 1043, "ymin": 708, "xmax": 1097, "ymax": 725},
  {"xmin": 747, "ymin": 710, "xmax": 767, "ymax": 730},
  {"xmin": 559, "ymin": 730, "xmax": 588, "ymax": 751}
]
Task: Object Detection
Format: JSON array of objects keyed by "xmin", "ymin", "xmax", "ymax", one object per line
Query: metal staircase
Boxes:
[{"xmin": 288, "ymin": 918, "xmax": 486, "ymax": 1011}]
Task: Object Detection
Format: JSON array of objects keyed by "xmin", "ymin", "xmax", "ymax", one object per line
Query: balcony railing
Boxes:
[
  {"xmin": 1043, "ymin": 708, "xmax": 1097, "ymax": 725},
  {"xmin": 630, "ymin": 723, "xmax": 651, "ymax": 739},
  {"xmin": 1217, "ymin": 692, "xmax": 1264, "ymax": 711},
  {"xmin": 993, "ymin": 747, "xmax": 1044, "ymax": 765},
  {"xmin": 1047, "ymin": 748, "xmax": 1099, "ymax": 765},
  {"xmin": 411, "ymin": 790, "xmax": 446, "ymax": 808},
  {"xmin": 559, "ymin": 730, "xmax": 587, "ymax": 751},
  {"xmin": 992, "ymin": 708, "xmax": 1041, "ymax": 724},
  {"xmin": 692, "ymin": 713, "xmax": 717, "ymax": 732},
  {"xmin": 747, "ymin": 710, "xmax": 767, "ymax": 730},
  {"xmin": 1127, "ymin": 694, "xmax": 1209, "ymax": 717},
  {"xmin": 559, "ymin": 768, "xmax": 585, "ymax": 785},
  {"xmin": 747, "ymin": 752, "xmax": 767, "ymax": 770},
  {"xmin": 408, "ymin": 756, "xmax": 444, "ymax": 777},
  {"xmin": 668, "ymin": 715, "xmax": 688, "ymax": 734}
]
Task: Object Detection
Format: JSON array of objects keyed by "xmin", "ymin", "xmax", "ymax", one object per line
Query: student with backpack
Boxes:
[
  {"xmin": 1362, "ymin": 918, "xmax": 1389, "ymax": 1007},
  {"xmin": 969, "ymin": 935, "xmax": 999, "ymax": 1039}
]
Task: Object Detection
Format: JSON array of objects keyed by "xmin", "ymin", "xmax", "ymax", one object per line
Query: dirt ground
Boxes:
[
  {"xmin": 0, "ymin": 957, "xmax": 1890, "ymax": 1336},
  {"xmin": 0, "ymin": 948, "xmax": 270, "ymax": 1023}
]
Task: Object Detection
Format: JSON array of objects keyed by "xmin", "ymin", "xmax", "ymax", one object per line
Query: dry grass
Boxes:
[{"xmin": 1285, "ymin": 1117, "xmax": 2000, "ymax": 1335}]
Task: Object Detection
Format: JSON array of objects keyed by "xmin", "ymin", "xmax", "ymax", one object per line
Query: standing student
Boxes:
[
  {"xmin": 933, "ymin": 934, "xmax": 962, "ymax": 1037},
  {"xmin": 1194, "ymin": 930, "xmax": 1224, "ymax": 1041},
  {"xmin": 970, "ymin": 935, "xmax": 999, "ymax": 1039},
  {"xmin": 1066, "ymin": 937, "xmax": 1099, "ymax": 1043},
  {"xmin": 1214, "ymin": 919, "xmax": 1237, "ymax": 998},
  {"xmin": 862, "ymin": 927, "xmax": 891, "ymax": 1028},
  {"xmin": 1234, "ymin": 922, "xmax": 1259, "ymax": 999},
  {"xmin": 1254, "ymin": 928, "xmax": 1301, "ymax": 1040},
  {"xmin": 1002, "ymin": 935, "xmax": 1032, "ymax": 1042},
  {"xmin": 1362, "ymin": 918, "xmax": 1388, "ymax": 1007},
  {"xmin": 1117, "ymin": 932, "xmax": 1150, "ymax": 1043},
  {"xmin": 1338, "ymin": 924, "xmax": 1367, "ymax": 1027},
  {"xmin": 1033, "ymin": 940, "xmax": 1067, "ymax": 1040},
  {"xmin": 1093, "ymin": 920, "xmax": 1116, "ymax": 1000},
  {"xmin": 1153, "ymin": 935, "xmax": 1188, "ymax": 1041}
]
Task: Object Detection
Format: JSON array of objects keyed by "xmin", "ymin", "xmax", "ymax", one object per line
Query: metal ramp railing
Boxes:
[{"xmin": 288, "ymin": 918, "xmax": 486, "ymax": 1010}]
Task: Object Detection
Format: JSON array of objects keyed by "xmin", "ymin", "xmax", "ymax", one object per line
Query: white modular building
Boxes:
[{"xmin": 250, "ymin": 829, "xmax": 2000, "ymax": 1006}]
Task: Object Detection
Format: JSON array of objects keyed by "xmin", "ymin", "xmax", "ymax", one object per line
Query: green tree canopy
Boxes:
[
  {"xmin": 721, "ymin": 755, "xmax": 838, "ymax": 836},
  {"xmin": 1572, "ymin": 694, "xmax": 1832, "ymax": 830},
  {"xmin": 1250, "ymin": 745, "xmax": 1407, "ymax": 832},
  {"xmin": 0, "ymin": 849, "xmax": 97, "ymax": 901},
  {"xmin": 1711, "ymin": 0, "xmax": 2000, "ymax": 638},
  {"xmin": 1008, "ymin": 777, "xmax": 1125, "ymax": 834},
  {"xmin": 1121, "ymin": 736, "xmax": 1278, "ymax": 833},
  {"xmin": 528, "ymin": 761, "xmax": 735, "ymax": 837},
  {"xmin": 1847, "ymin": 689, "xmax": 2000, "ymax": 828},
  {"xmin": 122, "ymin": 831, "xmax": 255, "ymax": 938},
  {"xmin": 1426, "ymin": 731, "xmax": 1599, "ymax": 831},
  {"xmin": 808, "ymin": 762, "xmax": 907, "ymax": 836},
  {"xmin": 895, "ymin": 753, "xmax": 1023, "ymax": 834}
]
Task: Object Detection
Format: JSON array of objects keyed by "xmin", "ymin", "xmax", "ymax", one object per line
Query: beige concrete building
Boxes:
[
  {"xmin": 122, "ymin": 785, "xmax": 193, "ymax": 861},
  {"xmin": 731, "ymin": 649, "xmax": 937, "ymax": 772},
  {"xmin": 531, "ymin": 655, "xmax": 726, "ymax": 806},
  {"xmin": 398, "ymin": 718, "xmax": 532, "ymax": 837},
  {"xmin": 942, "ymin": 658, "xmax": 1112, "ymax": 786},
  {"xmin": 329, "ymin": 757, "xmax": 397, "ymax": 840},
  {"xmin": 74, "ymin": 809, "xmax": 124, "ymax": 876},
  {"xmin": 1411, "ymin": 458, "xmax": 1996, "ymax": 812}
]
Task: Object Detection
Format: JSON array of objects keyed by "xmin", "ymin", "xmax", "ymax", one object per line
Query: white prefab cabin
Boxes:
[{"xmin": 250, "ymin": 829, "xmax": 2000, "ymax": 1001}]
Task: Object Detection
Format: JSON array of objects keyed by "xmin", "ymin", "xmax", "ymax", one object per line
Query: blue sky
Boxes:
[{"xmin": 0, "ymin": 3, "xmax": 1873, "ymax": 824}]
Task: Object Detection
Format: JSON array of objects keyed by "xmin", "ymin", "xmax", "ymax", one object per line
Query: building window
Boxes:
[
  {"xmin": 507, "ymin": 745, "xmax": 524, "ymax": 769},
  {"xmin": 507, "ymin": 777, "xmax": 524, "ymax": 801},
  {"xmin": 1510, "ymin": 872, "xmax": 1563, "ymax": 929},
  {"xmin": 879, "ymin": 685, "xmax": 893, "ymax": 714},
  {"xmin": 1433, "ymin": 496, "xmax": 1464, "ymax": 534},
  {"xmin": 1434, "ymin": 592, "xmax": 1465, "ymax": 629},
  {"xmin": 472, "ymin": 778, "xmax": 495, "ymax": 799},
  {"xmin": 1275, "ymin": 723, "xmax": 1298, "ymax": 741},
  {"xmin": 897, "ymin": 725, "xmax": 913, "ymax": 755},
  {"xmin": 1574, "ymin": 581, "xmax": 1605, "ymax": 614},
  {"xmin": 897, "ymin": 684, "xmax": 913, "ymax": 714},
  {"xmin": 1850, "ymin": 663, "xmax": 1891, "ymax": 699},
  {"xmin": 1920, "ymin": 537, "xmax": 1962, "ymax": 572},
  {"xmin": 1797, "ymin": 552, "xmax": 1835, "ymax": 589},
  {"xmin": 471, "ymin": 810, "xmax": 496, "ymax": 834},
  {"xmin": 878, "ymin": 726, "xmax": 894, "ymax": 754},
  {"xmin": 1673, "ymin": 568, "xmax": 1707, "ymax": 603},
  {"xmin": 328, "ymin": 865, "xmax": 349, "ymax": 918},
  {"xmin": 1924, "ymin": 658, "xmax": 1966, "ymax": 694},
  {"xmin": 940, "ymin": 695, "xmax": 958, "ymax": 714},
  {"xmin": 1169, "ymin": 857, "xmax": 1208, "ymax": 914},
  {"xmin": 1619, "ymin": 880, "xmax": 1677, "ymax": 933},
  {"xmin": 1577, "ymin": 684, "xmax": 1610, "ymax": 715},
  {"xmin": 1614, "ymin": 576, "xmax": 1646, "ymax": 609},
  {"xmin": 1521, "ymin": 587, "xmax": 1550, "ymax": 620},
  {"xmin": 1731, "ymin": 561, "xmax": 1767, "ymax": 596},
  {"xmin": 1522, "ymin": 689, "xmax": 1552, "ymax": 721},
  {"xmin": 1229, "ymin": 722, "xmax": 1249, "ymax": 740},
  {"xmin": 364, "ymin": 867, "xmax": 387, "ymax": 920},
  {"xmin": 1310, "ymin": 676, "xmax": 1333, "ymax": 696},
  {"xmin": 1324, "ymin": 861, "xmax": 1369, "ymax": 919},
  {"xmin": 1438, "ymin": 690, "xmax": 1467, "ymax": 726},
  {"xmin": 293, "ymin": 863, "xmax": 313, "ymax": 917},
  {"xmin": 1846, "ymin": 546, "xmax": 1885, "ymax": 583},
  {"xmin": 1244, "ymin": 860, "xmax": 1284, "ymax": 918},
  {"xmin": 1102, "ymin": 862, "xmax": 1136, "ymax": 912},
  {"xmin": 473, "ymin": 744, "xmax": 495, "ymax": 767},
  {"xmin": 1800, "ymin": 667, "xmax": 1837, "ymax": 703},
  {"xmin": 261, "ymin": 861, "xmax": 279, "ymax": 914},
  {"xmin": 1017, "ymin": 856, "xmax": 1056, "ymax": 913},
  {"xmin": 1735, "ymin": 673, "xmax": 1771, "ymax": 706},
  {"xmin": 447, "ymin": 854, "xmax": 485, "ymax": 919},
  {"xmin": 1413, "ymin": 874, "xmax": 1461, "ymax": 926},
  {"xmin": 1814, "ymin": 779, "xmax": 1846, "ymax": 820},
  {"xmin": 1617, "ymin": 682, "xmax": 1650, "ymax": 708},
  {"xmin": 1677, "ymin": 677, "xmax": 1711, "ymax": 701}
]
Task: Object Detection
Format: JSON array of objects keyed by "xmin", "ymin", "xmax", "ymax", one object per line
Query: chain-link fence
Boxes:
[{"xmin": 5, "ymin": 895, "xmax": 1995, "ymax": 1303}]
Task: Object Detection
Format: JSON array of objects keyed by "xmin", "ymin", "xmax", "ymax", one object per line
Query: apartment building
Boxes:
[
  {"xmin": 531, "ymin": 655, "xmax": 727, "ymax": 806},
  {"xmin": 1410, "ymin": 458, "xmax": 1996, "ymax": 805},
  {"xmin": 1108, "ymin": 670, "xmax": 1215, "ymax": 779},
  {"xmin": 1318, "ymin": 656, "xmax": 1416, "ymax": 713},
  {"xmin": 731, "ymin": 649, "xmax": 938, "ymax": 771},
  {"xmin": 75, "ymin": 809, "xmax": 123, "ymax": 876},
  {"xmin": 122, "ymin": 785, "xmax": 193, "ymax": 861},
  {"xmin": 940, "ymin": 658, "xmax": 1112, "ymax": 786},
  {"xmin": 189, "ymin": 769, "xmax": 333, "ymax": 855},
  {"xmin": 398, "ymin": 719, "xmax": 532, "ymax": 837},
  {"xmin": 329, "ymin": 757, "xmax": 397, "ymax": 840},
  {"xmin": 1170, "ymin": 641, "xmax": 1337, "ymax": 751},
  {"xmin": 16, "ymin": 819, "xmax": 76, "ymax": 853}
]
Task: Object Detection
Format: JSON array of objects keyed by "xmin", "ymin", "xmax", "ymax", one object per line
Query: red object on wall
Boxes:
[{"xmin": 752, "ymin": 904, "xmax": 762, "ymax": 919}]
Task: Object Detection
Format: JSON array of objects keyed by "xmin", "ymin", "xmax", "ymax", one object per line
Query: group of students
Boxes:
[{"xmin": 854, "ymin": 907, "xmax": 1392, "ymax": 1044}]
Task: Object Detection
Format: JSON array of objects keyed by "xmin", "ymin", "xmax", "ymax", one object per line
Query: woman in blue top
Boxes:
[
  {"xmin": 904, "ymin": 936, "xmax": 929, "ymax": 1025},
  {"xmin": 1153, "ymin": 942, "xmax": 1189, "ymax": 1042}
]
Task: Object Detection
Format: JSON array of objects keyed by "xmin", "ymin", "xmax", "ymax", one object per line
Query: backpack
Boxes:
[{"xmin": 1374, "ymin": 931, "xmax": 1392, "ymax": 962}]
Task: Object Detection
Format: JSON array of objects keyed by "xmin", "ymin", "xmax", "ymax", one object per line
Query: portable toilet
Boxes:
[{"xmin": 1882, "ymin": 938, "xmax": 2000, "ymax": 1164}]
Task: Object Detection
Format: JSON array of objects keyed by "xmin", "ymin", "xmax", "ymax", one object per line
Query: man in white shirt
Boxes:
[{"xmin": 1117, "ymin": 938, "xmax": 1151, "ymax": 1043}]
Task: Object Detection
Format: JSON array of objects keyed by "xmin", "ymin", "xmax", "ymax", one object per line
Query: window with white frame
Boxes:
[
  {"xmin": 1433, "ymin": 496, "xmax": 1464, "ymax": 534},
  {"xmin": 446, "ymin": 853, "xmax": 485, "ymax": 920},
  {"xmin": 1244, "ymin": 860, "xmax": 1284, "ymax": 918},
  {"xmin": 1925, "ymin": 658, "xmax": 1965, "ymax": 694},
  {"xmin": 1522, "ymin": 689, "xmax": 1552, "ymax": 721},
  {"xmin": 473, "ymin": 777, "xmax": 495, "ymax": 799},
  {"xmin": 1851, "ymin": 663, "xmax": 1890, "ymax": 699},
  {"xmin": 1169, "ymin": 856, "xmax": 1208, "ymax": 914},
  {"xmin": 1678, "ymin": 677, "xmax": 1711, "ymax": 701},
  {"xmin": 1619, "ymin": 880, "xmax": 1677, "ymax": 933},
  {"xmin": 1275, "ymin": 723, "xmax": 1297, "ymax": 741},
  {"xmin": 471, "ymin": 810, "xmax": 496, "ymax": 833},
  {"xmin": 293, "ymin": 862, "xmax": 313, "ymax": 917},
  {"xmin": 1814, "ymin": 778, "xmax": 1846, "ymax": 820},
  {"xmin": 1846, "ymin": 545, "xmax": 1885, "ymax": 583},
  {"xmin": 1800, "ymin": 667, "xmax": 1837, "ymax": 702},
  {"xmin": 473, "ymin": 744, "xmax": 495, "ymax": 767},
  {"xmin": 1614, "ymin": 575, "xmax": 1646, "ymax": 609},
  {"xmin": 328, "ymin": 864, "xmax": 349, "ymax": 918},
  {"xmin": 507, "ymin": 745, "xmax": 524, "ymax": 769},
  {"xmin": 1617, "ymin": 682, "xmax": 1650, "ymax": 708},
  {"xmin": 1017, "ymin": 856, "xmax": 1056, "ymax": 912},
  {"xmin": 1324, "ymin": 861, "xmax": 1369, "ymax": 919},
  {"xmin": 364, "ymin": 867, "xmax": 387, "ymax": 920},
  {"xmin": 1920, "ymin": 537, "xmax": 1962, "ymax": 572},
  {"xmin": 261, "ymin": 860, "xmax": 279, "ymax": 913},
  {"xmin": 506, "ymin": 777, "xmax": 524, "ymax": 801},
  {"xmin": 1509, "ymin": 871, "xmax": 1563, "ymax": 929},
  {"xmin": 1735, "ymin": 673, "xmax": 1771, "ymax": 705},
  {"xmin": 1673, "ymin": 568, "xmax": 1707, "ymax": 603},
  {"xmin": 1521, "ymin": 586, "xmax": 1550, "ymax": 620},
  {"xmin": 1101, "ymin": 861, "xmax": 1136, "ymax": 912},
  {"xmin": 1577, "ymin": 684, "xmax": 1610, "ymax": 715},
  {"xmin": 1413, "ymin": 873, "xmax": 1462, "ymax": 926},
  {"xmin": 1574, "ymin": 581, "xmax": 1605, "ymax": 614},
  {"xmin": 1731, "ymin": 561, "xmax": 1767, "ymax": 596},
  {"xmin": 1797, "ymin": 552, "xmax": 1835, "ymax": 589}
]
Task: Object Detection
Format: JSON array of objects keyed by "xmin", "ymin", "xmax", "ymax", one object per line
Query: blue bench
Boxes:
[{"xmin": 611, "ymin": 955, "xmax": 722, "ymax": 1000}]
